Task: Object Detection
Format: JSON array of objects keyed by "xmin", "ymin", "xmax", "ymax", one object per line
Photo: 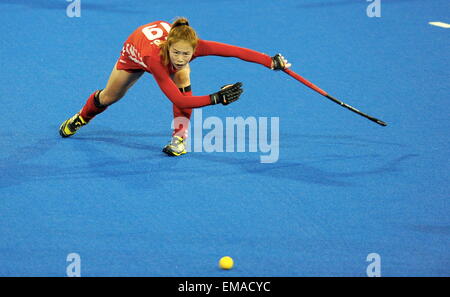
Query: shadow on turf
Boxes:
[
  {"xmin": 407, "ymin": 225, "xmax": 450, "ymax": 235},
  {"xmin": 240, "ymin": 153, "xmax": 419, "ymax": 187},
  {"xmin": 75, "ymin": 131, "xmax": 419, "ymax": 187},
  {"xmin": 0, "ymin": 130, "xmax": 419, "ymax": 188},
  {"xmin": 0, "ymin": 131, "xmax": 162, "ymax": 189}
]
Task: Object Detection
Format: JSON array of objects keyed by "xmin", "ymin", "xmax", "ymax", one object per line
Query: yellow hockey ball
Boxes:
[{"xmin": 219, "ymin": 256, "xmax": 234, "ymax": 270}]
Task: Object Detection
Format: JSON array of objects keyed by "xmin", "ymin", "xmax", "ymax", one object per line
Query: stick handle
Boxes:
[{"xmin": 283, "ymin": 68, "xmax": 328, "ymax": 96}]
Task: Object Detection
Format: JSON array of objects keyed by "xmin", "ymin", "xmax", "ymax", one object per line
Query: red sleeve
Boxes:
[
  {"xmin": 194, "ymin": 40, "xmax": 273, "ymax": 68},
  {"xmin": 146, "ymin": 57, "xmax": 212, "ymax": 109}
]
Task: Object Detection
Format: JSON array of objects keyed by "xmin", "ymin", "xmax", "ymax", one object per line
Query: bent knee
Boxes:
[{"xmin": 99, "ymin": 90, "xmax": 126, "ymax": 105}]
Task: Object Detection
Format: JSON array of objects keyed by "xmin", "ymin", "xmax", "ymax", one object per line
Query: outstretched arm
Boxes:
[
  {"xmin": 194, "ymin": 40, "xmax": 291, "ymax": 70},
  {"xmin": 152, "ymin": 68, "xmax": 210, "ymax": 108},
  {"xmin": 149, "ymin": 58, "xmax": 243, "ymax": 108}
]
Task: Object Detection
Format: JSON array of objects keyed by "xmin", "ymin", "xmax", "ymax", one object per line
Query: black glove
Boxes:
[
  {"xmin": 210, "ymin": 82, "xmax": 244, "ymax": 105},
  {"xmin": 271, "ymin": 53, "xmax": 287, "ymax": 70}
]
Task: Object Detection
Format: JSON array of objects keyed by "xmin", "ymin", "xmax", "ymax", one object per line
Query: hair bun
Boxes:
[{"xmin": 172, "ymin": 22, "xmax": 189, "ymax": 28}]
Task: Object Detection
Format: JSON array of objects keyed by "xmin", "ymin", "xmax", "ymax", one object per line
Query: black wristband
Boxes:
[
  {"xmin": 210, "ymin": 93, "xmax": 220, "ymax": 105},
  {"xmin": 178, "ymin": 85, "xmax": 192, "ymax": 93}
]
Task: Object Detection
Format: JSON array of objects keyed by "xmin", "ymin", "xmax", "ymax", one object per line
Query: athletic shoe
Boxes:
[
  {"xmin": 162, "ymin": 136, "xmax": 187, "ymax": 156},
  {"xmin": 59, "ymin": 113, "xmax": 87, "ymax": 138}
]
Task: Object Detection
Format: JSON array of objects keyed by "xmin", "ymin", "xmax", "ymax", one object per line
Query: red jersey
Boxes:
[{"xmin": 117, "ymin": 21, "xmax": 273, "ymax": 108}]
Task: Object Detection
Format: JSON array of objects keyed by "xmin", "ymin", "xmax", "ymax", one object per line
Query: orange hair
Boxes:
[{"xmin": 159, "ymin": 17, "xmax": 199, "ymax": 66}]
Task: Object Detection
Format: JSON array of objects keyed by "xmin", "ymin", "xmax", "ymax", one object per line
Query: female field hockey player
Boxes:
[{"xmin": 59, "ymin": 17, "xmax": 291, "ymax": 156}]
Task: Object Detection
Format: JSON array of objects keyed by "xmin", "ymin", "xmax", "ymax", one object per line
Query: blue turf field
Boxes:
[{"xmin": 0, "ymin": 0, "xmax": 449, "ymax": 276}]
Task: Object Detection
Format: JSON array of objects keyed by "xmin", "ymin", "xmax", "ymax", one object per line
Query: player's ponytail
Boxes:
[{"xmin": 159, "ymin": 17, "xmax": 199, "ymax": 66}]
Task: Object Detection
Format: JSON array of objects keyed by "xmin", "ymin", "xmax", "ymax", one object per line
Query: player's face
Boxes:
[{"xmin": 169, "ymin": 41, "xmax": 194, "ymax": 70}]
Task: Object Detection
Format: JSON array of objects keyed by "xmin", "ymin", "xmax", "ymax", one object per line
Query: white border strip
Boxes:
[{"xmin": 429, "ymin": 22, "xmax": 450, "ymax": 28}]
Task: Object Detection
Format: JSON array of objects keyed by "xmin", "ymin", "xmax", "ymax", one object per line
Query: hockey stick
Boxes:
[{"xmin": 283, "ymin": 68, "xmax": 387, "ymax": 126}]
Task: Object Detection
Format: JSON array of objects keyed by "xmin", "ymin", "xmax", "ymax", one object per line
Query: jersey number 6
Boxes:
[{"xmin": 142, "ymin": 22, "xmax": 171, "ymax": 45}]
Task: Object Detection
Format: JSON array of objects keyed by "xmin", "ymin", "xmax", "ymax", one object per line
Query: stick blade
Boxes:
[
  {"xmin": 369, "ymin": 117, "xmax": 387, "ymax": 126},
  {"xmin": 376, "ymin": 120, "xmax": 388, "ymax": 127}
]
